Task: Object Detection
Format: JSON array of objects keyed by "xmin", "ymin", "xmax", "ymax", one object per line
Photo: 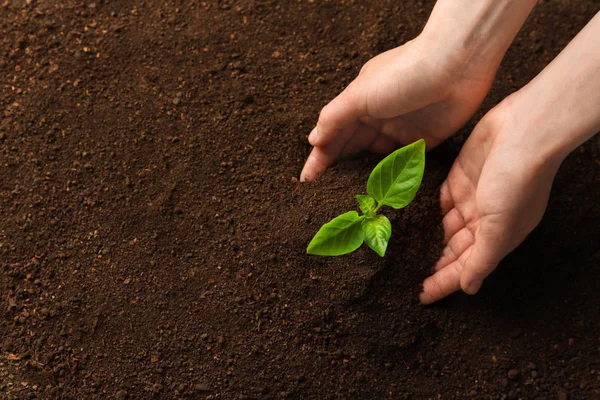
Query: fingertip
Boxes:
[
  {"xmin": 307, "ymin": 127, "xmax": 319, "ymax": 146},
  {"xmin": 419, "ymin": 290, "xmax": 435, "ymax": 305},
  {"xmin": 300, "ymin": 148, "xmax": 328, "ymax": 182},
  {"xmin": 460, "ymin": 258, "xmax": 494, "ymax": 295},
  {"xmin": 419, "ymin": 277, "xmax": 441, "ymax": 305},
  {"xmin": 440, "ymin": 181, "xmax": 453, "ymax": 215},
  {"xmin": 420, "ymin": 260, "xmax": 463, "ymax": 305},
  {"xmin": 299, "ymin": 160, "xmax": 318, "ymax": 182},
  {"xmin": 463, "ymin": 279, "xmax": 483, "ymax": 295},
  {"xmin": 434, "ymin": 252, "xmax": 450, "ymax": 272}
]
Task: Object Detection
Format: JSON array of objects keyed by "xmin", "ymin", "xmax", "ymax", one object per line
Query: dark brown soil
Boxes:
[{"xmin": 1, "ymin": 1, "xmax": 599, "ymax": 399}]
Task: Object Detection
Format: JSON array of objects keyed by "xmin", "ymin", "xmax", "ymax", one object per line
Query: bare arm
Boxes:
[
  {"xmin": 507, "ymin": 11, "xmax": 600, "ymax": 162},
  {"xmin": 421, "ymin": 0, "xmax": 538, "ymax": 80}
]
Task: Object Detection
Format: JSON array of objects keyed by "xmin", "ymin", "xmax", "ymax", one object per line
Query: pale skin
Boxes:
[{"xmin": 300, "ymin": 1, "xmax": 600, "ymax": 304}]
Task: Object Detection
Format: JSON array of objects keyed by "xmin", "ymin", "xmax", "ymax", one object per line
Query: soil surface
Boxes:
[{"xmin": 1, "ymin": 1, "xmax": 599, "ymax": 399}]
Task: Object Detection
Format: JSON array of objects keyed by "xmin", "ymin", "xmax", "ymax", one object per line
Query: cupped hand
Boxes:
[
  {"xmin": 419, "ymin": 101, "xmax": 564, "ymax": 304},
  {"xmin": 300, "ymin": 37, "xmax": 495, "ymax": 181}
]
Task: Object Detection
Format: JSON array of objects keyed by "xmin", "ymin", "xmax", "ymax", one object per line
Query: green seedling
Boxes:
[{"xmin": 307, "ymin": 139, "xmax": 426, "ymax": 257}]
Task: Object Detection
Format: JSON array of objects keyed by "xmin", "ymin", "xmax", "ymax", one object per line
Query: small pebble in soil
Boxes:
[
  {"xmin": 194, "ymin": 383, "xmax": 211, "ymax": 392},
  {"xmin": 115, "ymin": 390, "xmax": 128, "ymax": 400},
  {"xmin": 507, "ymin": 369, "xmax": 520, "ymax": 380},
  {"xmin": 531, "ymin": 370, "xmax": 539, "ymax": 378},
  {"xmin": 231, "ymin": 61, "xmax": 245, "ymax": 71},
  {"xmin": 2, "ymin": 338, "xmax": 13, "ymax": 352}
]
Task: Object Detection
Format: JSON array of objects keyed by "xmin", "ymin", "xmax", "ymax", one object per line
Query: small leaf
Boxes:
[
  {"xmin": 361, "ymin": 215, "xmax": 392, "ymax": 257},
  {"xmin": 356, "ymin": 194, "xmax": 377, "ymax": 216},
  {"xmin": 307, "ymin": 211, "xmax": 364, "ymax": 256},
  {"xmin": 367, "ymin": 139, "xmax": 425, "ymax": 209}
]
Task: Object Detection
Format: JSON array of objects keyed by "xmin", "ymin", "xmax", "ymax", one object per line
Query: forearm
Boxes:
[
  {"xmin": 421, "ymin": 0, "xmax": 537, "ymax": 80},
  {"xmin": 509, "ymin": 12, "xmax": 600, "ymax": 162}
]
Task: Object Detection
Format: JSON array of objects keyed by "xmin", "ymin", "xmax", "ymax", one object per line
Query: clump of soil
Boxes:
[{"xmin": 1, "ymin": 1, "xmax": 599, "ymax": 399}]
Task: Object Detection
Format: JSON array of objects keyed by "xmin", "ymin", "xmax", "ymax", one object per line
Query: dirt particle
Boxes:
[
  {"xmin": 194, "ymin": 383, "xmax": 211, "ymax": 392},
  {"xmin": 7, "ymin": 297, "xmax": 17, "ymax": 312},
  {"xmin": 557, "ymin": 390, "xmax": 569, "ymax": 400},
  {"xmin": 2, "ymin": 338, "xmax": 14, "ymax": 352},
  {"xmin": 115, "ymin": 390, "xmax": 128, "ymax": 400},
  {"xmin": 507, "ymin": 369, "xmax": 520, "ymax": 380},
  {"xmin": 231, "ymin": 61, "xmax": 246, "ymax": 71}
]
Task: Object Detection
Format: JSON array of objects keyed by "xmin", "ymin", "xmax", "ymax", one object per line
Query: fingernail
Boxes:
[
  {"xmin": 308, "ymin": 128, "xmax": 318, "ymax": 144},
  {"xmin": 466, "ymin": 279, "xmax": 482, "ymax": 295}
]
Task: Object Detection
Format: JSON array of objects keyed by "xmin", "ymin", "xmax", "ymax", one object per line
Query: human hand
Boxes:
[
  {"xmin": 300, "ymin": 37, "xmax": 494, "ymax": 181},
  {"xmin": 419, "ymin": 102, "xmax": 562, "ymax": 304},
  {"xmin": 299, "ymin": 0, "xmax": 540, "ymax": 182},
  {"xmin": 420, "ymin": 12, "xmax": 600, "ymax": 304}
]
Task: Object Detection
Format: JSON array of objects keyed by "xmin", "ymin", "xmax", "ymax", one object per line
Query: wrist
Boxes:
[
  {"xmin": 489, "ymin": 93, "xmax": 574, "ymax": 171},
  {"xmin": 420, "ymin": 0, "xmax": 537, "ymax": 81},
  {"xmin": 510, "ymin": 13, "xmax": 600, "ymax": 161}
]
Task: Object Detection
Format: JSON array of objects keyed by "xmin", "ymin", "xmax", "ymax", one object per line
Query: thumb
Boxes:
[{"xmin": 460, "ymin": 220, "xmax": 506, "ymax": 294}]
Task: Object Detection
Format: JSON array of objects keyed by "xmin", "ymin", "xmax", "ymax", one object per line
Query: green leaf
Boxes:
[
  {"xmin": 366, "ymin": 139, "xmax": 426, "ymax": 209},
  {"xmin": 361, "ymin": 215, "xmax": 392, "ymax": 257},
  {"xmin": 307, "ymin": 211, "xmax": 364, "ymax": 256},
  {"xmin": 356, "ymin": 194, "xmax": 377, "ymax": 216}
]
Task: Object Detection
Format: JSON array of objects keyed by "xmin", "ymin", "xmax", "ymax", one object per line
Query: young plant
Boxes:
[{"xmin": 307, "ymin": 139, "xmax": 426, "ymax": 257}]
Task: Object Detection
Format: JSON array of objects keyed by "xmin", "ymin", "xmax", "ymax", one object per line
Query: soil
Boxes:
[{"xmin": 1, "ymin": 0, "xmax": 599, "ymax": 399}]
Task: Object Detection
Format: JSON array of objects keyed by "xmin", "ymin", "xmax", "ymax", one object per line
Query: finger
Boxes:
[
  {"xmin": 340, "ymin": 123, "xmax": 379, "ymax": 158},
  {"xmin": 441, "ymin": 208, "xmax": 465, "ymax": 244},
  {"xmin": 459, "ymin": 221, "xmax": 504, "ymax": 295},
  {"xmin": 369, "ymin": 134, "xmax": 396, "ymax": 154},
  {"xmin": 440, "ymin": 180, "xmax": 453, "ymax": 215},
  {"xmin": 300, "ymin": 125, "xmax": 356, "ymax": 181},
  {"xmin": 434, "ymin": 228, "xmax": 474, "ymax": 271},
  {"xmin": 420, "ymin": 257, "xmax": 465, "ymax": 305},
  {"xmin": 300, "ymin": 147, "xmax": 332, "ymax": 182},
  {"xmin": 309, "ymin": 83, "xmax": 365, "ymax": 147}
]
